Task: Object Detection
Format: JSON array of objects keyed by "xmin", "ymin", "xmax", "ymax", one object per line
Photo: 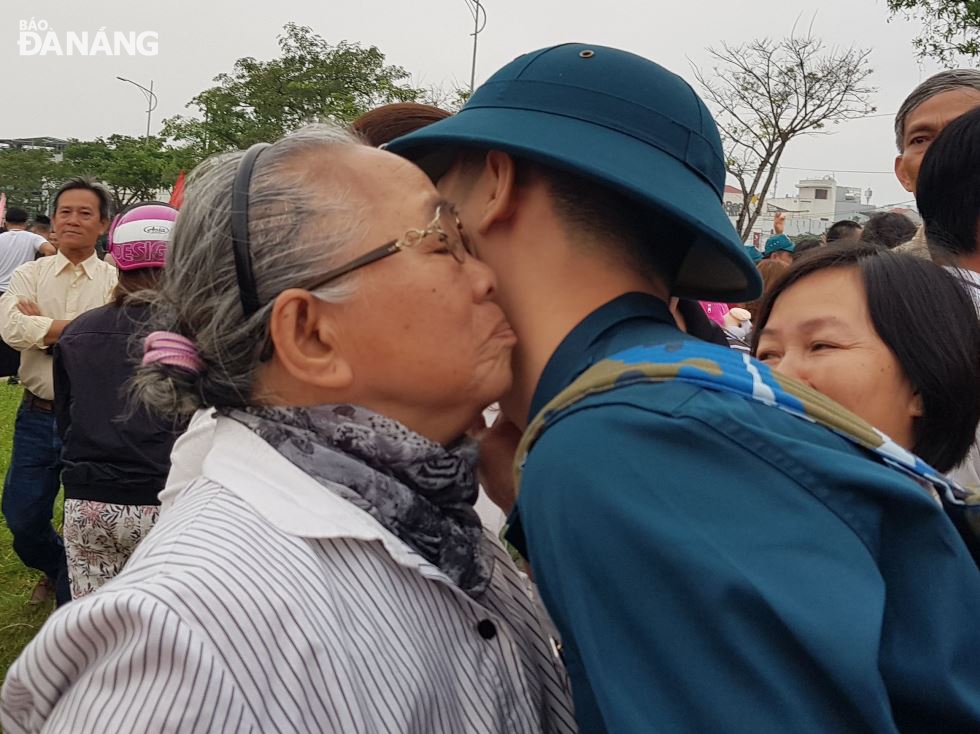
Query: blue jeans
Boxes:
[{"xmin": 1, "ymin": 401, "xmax": 69, "ymax": 604}]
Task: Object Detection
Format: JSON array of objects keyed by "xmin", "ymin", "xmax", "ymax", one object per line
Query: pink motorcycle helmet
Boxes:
[{"xmin": 107, "ymin": 202, "xmax": 178, "ymax": 271}]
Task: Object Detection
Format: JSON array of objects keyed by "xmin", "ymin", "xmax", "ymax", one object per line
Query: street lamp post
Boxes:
[
  {"xmin": 116, "ymin": 76, "xmax": 158, "ymax": 140},
  {"xmin": 464, "ymin": 0, "xmax": 487, "ymax": 94}
]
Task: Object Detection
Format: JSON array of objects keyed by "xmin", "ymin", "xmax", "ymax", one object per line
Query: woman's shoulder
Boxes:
[
  {"xmin": 120, "ymin": 479, "xmax": 315, "ymax": 593},
  {"xmin": 0, "ymin": 559, "xmax": 261, "ymax": 734}
]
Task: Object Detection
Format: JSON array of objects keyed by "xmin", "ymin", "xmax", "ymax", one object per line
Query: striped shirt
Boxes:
[{"xmin": 1, "ymin": 417, "xmax": 576, "ymax": 733}]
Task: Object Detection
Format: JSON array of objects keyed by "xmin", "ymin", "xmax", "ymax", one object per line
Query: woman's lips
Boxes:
[{"xmin": 491, "ymin": 321, "xmax": 518, "ymax": 344}]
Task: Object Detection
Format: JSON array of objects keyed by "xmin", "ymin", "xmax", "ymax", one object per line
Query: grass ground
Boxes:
[{"xmin": 0, "ymin": 383, "xmax": 60, "ymax": 698}]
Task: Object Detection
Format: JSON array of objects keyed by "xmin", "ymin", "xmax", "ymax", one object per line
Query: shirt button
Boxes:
[{"xmin": 477, "ymin": 620, "xmax": 497, "ymax": 640}]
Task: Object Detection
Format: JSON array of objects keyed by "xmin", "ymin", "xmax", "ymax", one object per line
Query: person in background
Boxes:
[
  {"xmin": 917, "ymin": 106, "xmax": 980, "ymax": 284},
  {"xmin": 29, "ymin": 216, "xmax": 54, "ymax": 259},
  {"xmin": 860, "ymin": 211, "xmax": 918, "ymax": 250},
  {"xmin": 0, "ymin": 179, "xmax": 117, "ymax": 606},
  {"xmin": 894, "ymin": 69, "xmax": 980, "ymax": 198},
  {"xmin": 389, "ymin": 42, "xmax": 980, "ymax": 733},
  {"xmin": 893, "ymin": 69, "xmax": 980, "ymax": 251},
  {"xmin": 752, "ymin": 243, "xmax": 980, "ymax": 564},
  {"xmin": 353, "ymin": 102, "xmax": 451, "ymax": 145},
  {"xmin": 915, "ymin": 104, "xmax": 980, "ymax": 492},
  {"xmin": 1, "ymin": 125, "xmax": 574, "ymax": 734},
  {"xmin": 792, "ymin": 237, "xmax": 822, "ymax": 259},
  {"xmin": 0, "ymin": 208, "xmax": 55, "ymax": 291},
  {"xmin": 753, "ymin": 244, "xmax": 980, "ymax": 475},
  {"xmin": 825, "ymin": 219, "xmax": 862, "ymax": 245},
  {"xmin": 0, "ymin": 208, "xmax": 56, "ymax": 380},
  {"xmin": 743, "ymin": 244, "xmax": 762, "ymax": 264},
  {"xmin": 28, "ymin": 214, "xmax": 51, "ymax": 241},
  {"xmin": 763, "ymin": 233, "xmax": 794, "ymax": 264},
  {"xmin": 54, "ymin": 202, "xmax": 184, "ymax": 599}
]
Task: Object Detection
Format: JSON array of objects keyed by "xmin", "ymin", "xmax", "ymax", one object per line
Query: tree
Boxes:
[
  {"xmin": 888, "ymin": 0, "xmax": 980, "ymax": 64},
  {"xmin": 0, "ymin": 148, "xmax": 59, "ymax": 214},
  {"xmin": 162, "ymin": 23, "xmax": 425, "ymax": 163},
  {"xmin": 693, "ymin": 33, "xmax": 876, "ymax": 241},
  {"xmin": 62, "ymin": 136, "xmax": 186, "ymax": 211}
]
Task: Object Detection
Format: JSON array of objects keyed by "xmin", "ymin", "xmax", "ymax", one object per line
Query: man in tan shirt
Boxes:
[{"xmin": 0, "ymin": 178, "xmax": 116, "ymax": 606}]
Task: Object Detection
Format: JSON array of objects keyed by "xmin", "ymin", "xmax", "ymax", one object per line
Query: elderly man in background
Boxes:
[
  {"xmin": 0, "ymin": 178, "xmax": 117, "ymax": 606},
  {"xmin": 893, "ymin": 69, "xmax": 980, "ymax": 254}
]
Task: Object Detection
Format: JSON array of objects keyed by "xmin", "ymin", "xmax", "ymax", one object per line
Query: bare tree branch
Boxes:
[{"xmin": 694, "ymin": 30, "xmax": 875, "ymax": 240}]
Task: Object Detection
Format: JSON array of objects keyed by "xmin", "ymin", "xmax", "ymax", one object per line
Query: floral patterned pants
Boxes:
[{"xmin": 63, "ymin": 500, "xmax": 160, "ymax": 599}]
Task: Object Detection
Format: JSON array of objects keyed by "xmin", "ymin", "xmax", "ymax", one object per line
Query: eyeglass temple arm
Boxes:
[{"xmin": 308, "ymin": 240, "xmax": 402, "ymax": 290}]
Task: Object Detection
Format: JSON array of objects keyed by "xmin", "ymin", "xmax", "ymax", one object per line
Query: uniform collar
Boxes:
[
  {"xmin": 528, "ymin": 292, "xmax": 676, "ymax": 421},
  {"xmin": 54, "ymin": 251, "xmax": 101, "ymax": 279}
]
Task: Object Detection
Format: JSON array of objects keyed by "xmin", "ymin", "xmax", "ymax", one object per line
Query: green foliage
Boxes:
[
  {"xmin": 888, "ymin": 0, "xmax": 980, "ymax": 64},
  {"xmin": 0, "ymin": 139, "xmax": 184, "ymax": 217},
  {"xmin": 0, "ymin": 23, "xmax": 450, "ymax": 216},
  {"xmin": 0, "ymin": 148, "xmax": 58, "ymax": 214},
  {"xmin": 62, "ymin": 136, "xmax": 185, "ymax": 211},
  {"xmin": 162, "ymin": 23, "xmax": 425, "ymax": 161}
]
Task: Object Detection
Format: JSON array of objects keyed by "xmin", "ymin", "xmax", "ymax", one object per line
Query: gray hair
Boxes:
[
  {"xmin": 53, "ymin": 176, "xmax": 114, "ymax": 221},
  {"xmin": 895, "ymin": 69, "xmax": 980, "ymax": 151},
  {"xmin": 132, "ymin": 123, "xmax": 365, "ymax": 418}
]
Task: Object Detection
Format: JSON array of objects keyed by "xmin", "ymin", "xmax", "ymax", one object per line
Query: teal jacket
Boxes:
[{"xmin": 506, "ymin": 293, "xmax": 980, "ymax": 734}]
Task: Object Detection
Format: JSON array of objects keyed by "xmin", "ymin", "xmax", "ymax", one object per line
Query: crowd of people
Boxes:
[{"xmin": 0, "ymin": 43, "xmax": 978, "ymax": 733}]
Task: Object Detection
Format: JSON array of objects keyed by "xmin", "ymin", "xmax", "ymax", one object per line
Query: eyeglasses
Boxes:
[
  {"xmin": 305, "ymin": 204, "xmax": 472, "ymax": 292},
  {"xmin": 230, "ymin": 143, "xmax": 474, "ymax": 318}
]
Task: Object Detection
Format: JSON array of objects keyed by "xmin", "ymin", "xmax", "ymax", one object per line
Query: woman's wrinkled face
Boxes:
[
  {"xmin": 754, "ymin": 267, "xmax": 921, "ymax": 449},
  {"xmin": 323, "ymin": 147, "xmax": 516, "ymax": 441}
]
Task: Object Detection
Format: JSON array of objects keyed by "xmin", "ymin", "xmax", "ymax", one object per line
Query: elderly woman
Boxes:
[{"xmin": 0, "ymin": 125, "xmax": 575, "ymax": 734}]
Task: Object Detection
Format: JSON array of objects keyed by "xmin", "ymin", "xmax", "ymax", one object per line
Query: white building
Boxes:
[{"xmin": 726, "ymin": 176, "xmax": 879, "ymax": 244}]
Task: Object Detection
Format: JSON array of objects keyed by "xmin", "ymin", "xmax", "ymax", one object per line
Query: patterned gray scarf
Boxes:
[{"xmin": 223, "ymin": 404, "xmax": 493, "ymax": 596}]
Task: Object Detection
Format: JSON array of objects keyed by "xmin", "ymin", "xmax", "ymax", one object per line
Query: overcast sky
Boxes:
[{"xmin": 2, "ymin": 0, "xmax": 947, "ymax": 208}]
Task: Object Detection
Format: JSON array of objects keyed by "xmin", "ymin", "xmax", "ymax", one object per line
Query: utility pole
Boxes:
[
  {"xmin": 465, "ymin": 0, "xmax": 487, "ymax": 93},
  {"xmin": 116, "ymin": 77, "xmax": 158, "ymax": 141}
]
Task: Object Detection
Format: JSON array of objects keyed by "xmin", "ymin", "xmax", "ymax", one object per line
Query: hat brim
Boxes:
[{"xmin": 387, "ymin": 107, "xmax": 762, "ymax": 302}]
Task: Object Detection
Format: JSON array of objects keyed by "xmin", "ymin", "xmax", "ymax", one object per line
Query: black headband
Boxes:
[{"xmin": 230, "ymin": 143, "xmax": 271, "ymax": 317}]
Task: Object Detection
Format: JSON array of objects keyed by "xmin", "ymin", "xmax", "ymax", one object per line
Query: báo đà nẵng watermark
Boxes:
[{"xmin": 18, "ymin": 19, "xmax": 159, "ymax": 56}]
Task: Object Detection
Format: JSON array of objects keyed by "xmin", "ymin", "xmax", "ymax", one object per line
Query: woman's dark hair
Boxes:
[
  {"xmin": 751, "ymin": 243, "xmax": 980, "ymax": 472},
  {"xmin": 917, "ymin": 105, "xmax": 980, "ymax": 261},
  {"xmin": 351, "ymin": 103, "xmax": 452, "ymax": 147},
  {"xmin": 114, "ymin": 268, "xmax": 163, "ymax": 307}
]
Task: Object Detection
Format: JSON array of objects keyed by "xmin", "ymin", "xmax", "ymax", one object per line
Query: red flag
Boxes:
[
  {"xmin": 0, "ymin": 193, "xmax": 6, "ymax": 226},
  {"xmin": 169, "ymin": 171, "xmax": 186, "ymax": 209}
]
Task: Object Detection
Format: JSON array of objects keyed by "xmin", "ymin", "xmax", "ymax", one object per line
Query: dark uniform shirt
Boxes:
[
  {"xmin": 53, "ymin": 302, "xmax": 183, "ymax": 505},
  {"xmin": 507, "ymin": 292, "xmax": 980, "ymax": 734}
]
